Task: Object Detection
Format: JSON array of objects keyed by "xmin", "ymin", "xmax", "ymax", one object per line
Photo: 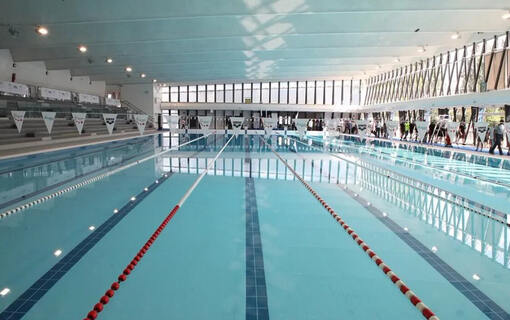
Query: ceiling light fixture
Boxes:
[
  {"xmin": 125, "ymin": 66, "xmax": 132, "ymax": 72},
  {"xmin": 472, "ymin": 273, "xmax": 481, "ymax": 281},
  {"xmin": 36, "ymin": 26, "xmax": 49, "ymax": 36},
  {"xmin": 78, "ymin": 45, "xmax": 87, "ymax": 53},
  {"xmin": 0, "ymin": 288, "xmax": 10, "ymax": 297},
  {"xmin": 106, "ymin": 58, "xmax": 113, "ymax": 64},
  {"xmin": 153, "ymin": 79, "xmax": 157, "ymax": 83},
  {"xmin": 393, "ymin": 58, "xmax": 400, "ymax": 63},
  {"xmin": 54, "ymin": 249, "xmax": 62, "ymax": 257},
  {"xmin": 417, "ymin": 46, "xmax": 426, "ymax": 53},
  {"xmin": 140, "ymin": 73, "xmax": 146, "ymax": 78},
  {"xmin": 502, "ymin": 11, "xmax": 510, "ymax": 20},
  {"xmin": 451, "ymin": 32, "xmax": 461, "ymax": 40}
]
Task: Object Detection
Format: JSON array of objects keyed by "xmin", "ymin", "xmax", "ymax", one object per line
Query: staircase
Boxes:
[{"xmin": 121, "ymin": 100, "xmax": 155, "ymax": 125}]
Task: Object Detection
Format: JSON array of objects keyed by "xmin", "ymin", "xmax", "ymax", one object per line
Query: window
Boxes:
[
  {"xmin": 288, "ymin": 82, "xmax": 297, "ymax": 104},
  {"xmin": 225, "ymin": 84, "xmax": 233, "ymax": 103},
  {"xmin": 243, "ymin": 83, "xmax": 252, "ymax": 103},
  {"xmin": 188, "ymin": 85, "xmax": 197, "ymax": 102},
  {"xmin": 197, "ymin": 85, "xmax": 205, "ymax": 102},
  {"xmin": 161, "ymin": 86, "xmax": 169, "ymax": 103},
  {"xmin": 315, "ymin": 81, "xmax": 324, "ymax": 104},
  {"xmin": 215, "ymin": 84, "xmax": 224, "ymax": 103},
  {"xmin": 170, "ymin": 87, "xmax": 178, "ymax": 102},
  {"xmin": 270, "ymin": 82, "xmax": 279, "ymax": 104},
  {"xmin": 179, "ymin": 86, "xmax": 187, "ymax": 102},
  {"xmin": 297, "ymin": 81, "xmax": 306, "ymax": 104},
  {"xmin": 280, "ymin": 82, "xmax": 288, "ymax": 103},
  {"xmin": 306, "ymin": 81, "xmax": 315, "ymax": 104},
  {"xmin": 252, "ymin": 83, "xmax": 261, "ymax": 103},
  {"xmin": 166, "ymin": 79, "xmax": 361, "ymax": 105},
  {"xmin": 234, "ymin": 83, "xmax": 242, "ymax": 103},
  {"xmin": 207, "ymin": 85, "xmax": 215, "ymax": 102},
  {"xmin": 261, "ymin": 82, "xmax": 270, "ymax": 103},
  {"xmin": 325, "ymin": 81, "xmax": 333, "ymax": 105}
]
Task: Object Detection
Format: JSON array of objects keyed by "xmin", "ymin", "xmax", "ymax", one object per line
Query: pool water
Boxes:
[{"xmin": 0, "ymin": 132, "xmax": 509, "ymax": 319}]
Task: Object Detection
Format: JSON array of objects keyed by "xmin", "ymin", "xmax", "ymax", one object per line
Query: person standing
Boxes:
[
  {"xmin": 489, "ymin": 119, "xmax": 505, "ymax": 155},
  {"xmin": 403, "ymin": 120, "xmax": 410, "ymax": 140},
  {"xmin": 375, "ymin": 120, "xmax": 381, "ymax": 138}
]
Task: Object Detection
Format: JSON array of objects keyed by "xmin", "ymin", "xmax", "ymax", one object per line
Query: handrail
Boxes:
[{"xmin": 120, "ymin": 100, "xmax": 155, "ymax": 125}]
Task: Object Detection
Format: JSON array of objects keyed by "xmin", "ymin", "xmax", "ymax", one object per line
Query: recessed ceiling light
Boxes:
[
  {"xmin": 140, "ymin": 73, "xmax": 146, "ymax": 78},
  {"xmin": 404, "ymin": 227, "xmax": 409, "ymax": 232},
  {"xmin": 130, "ymin": 196, "xmax": 136, "ymax": 201},
  {"xmin": 78, "ymin": 45, "xmax": 87, "ymax": 53},
  {"xmin": 106, "ymin": 58, "xmax": 113, "ymax": 64},
  {"xmin": 451, "ymin": 32, "xmax": 461, "ymax": 40},
  {"xmin": 113, "ymin": 208, "xmax": 119, "ymax": 214},
  {"xmin": 125, "ymin": 66, "xmax": 132, "ymax": 72},
  {"xmin": 0, "ymin": 288, "xmax": 10, "ymax": 297},
  {"xmin": 502, "ymin": 11, "xmax": 510, "ymax": 20},
  {"xmin": 153, "ymin": 79, "xmax": 157, "ymax": 83},
  {"xmin": 54, "ymin": 249, "xmax": 62, "ymax": 257},
  {"xmin": 36, "ymin": 26, "xmax": 48, "ymax": 36},
  {"xmin": 431, "ymin": 246, "xmax": 438, "ymax": 253},
  {"xmin": 472, "ymin": 273, "xmax": 481, "ymax": 281},
  {"xmin": 89, "ymin": 225, "xmax": 96, "ymax": 231}
]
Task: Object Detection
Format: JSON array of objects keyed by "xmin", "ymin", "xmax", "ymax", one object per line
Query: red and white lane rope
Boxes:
[
  {"xmin": 261, "ymin": 138, "xmax": 439, "ymax": 320},
  {"xmin": 83, "ymin": 134, "xmax": 234, "ymax": 320},
  {"xmin": 0, "ymin": 133, "xmax": 212, "ymax": 220}
]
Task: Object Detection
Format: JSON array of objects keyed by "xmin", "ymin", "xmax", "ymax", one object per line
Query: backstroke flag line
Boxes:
[
  {"xmin": 72, "ymin": 113, "xmax": 86, "ymax": 135},
  {"xmin": 42, "ymin": 111, "xmax": 56, "ymax": 135},
  {"xmin": 103, "ymin": 113, "xmax": 117, "ymax": 135},
  {"xmin": 11, "ymin": 110, "xmax": 25, "ymax": 133},
  {"xmin": 134, "ymin": 114, "xmax": 148, "ymax": 135}
]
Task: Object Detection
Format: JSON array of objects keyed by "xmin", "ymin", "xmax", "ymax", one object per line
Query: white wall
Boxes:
[
  {"xmin": 121, "ymin": 84, "xmax": 160, "ymax": 116},
  {"xmin": 0, "ymin": 49, "xmax": 105, "ymax": 96}
]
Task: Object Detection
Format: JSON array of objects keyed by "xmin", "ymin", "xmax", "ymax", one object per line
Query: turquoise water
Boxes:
[
  {"xmin": 308, "ymin": 135, "xmax": 510, "ymax": 215},
  {"xmin": 0, "ymin": 133, "xmax": 509, "ymax": 319}
]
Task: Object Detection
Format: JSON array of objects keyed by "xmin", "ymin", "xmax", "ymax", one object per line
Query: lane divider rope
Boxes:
[
  {"xmin": 0, "ymin": 133, "xmax": 212, "ymax": 220},
  {"xmin": 261, "ymin": 137, "xmax": 439, "ymax": 320},
  {"xmin": 289, "ymin": 136, "xmax": 509, "ymax": 227},
  {"xmin": 83, "ymin": 134, "xmax": 234, "ymax": 320}
]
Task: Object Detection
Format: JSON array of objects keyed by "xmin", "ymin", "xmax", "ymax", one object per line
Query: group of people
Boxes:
[{"xmin": 365, "ymin": 118, "xmax": 509, "ymax": 156}]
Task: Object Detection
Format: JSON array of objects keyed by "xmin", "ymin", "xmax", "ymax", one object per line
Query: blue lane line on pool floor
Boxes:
[
  {"xmin": 0, "ymin": 140, "xmax": 208, "ymax": 320},
  {"xmin": 245, "ymin": 137, "xmax": 270, "ymax": 320},
  {"xmin": 0, "ymin": 172, "xmax": 174, "ymax": 320},
  {"xmin": 340, "ymin": 185, "xmax": 510, "ymax": 320}
]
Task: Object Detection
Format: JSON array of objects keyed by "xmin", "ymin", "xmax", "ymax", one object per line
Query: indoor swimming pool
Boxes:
[{"xmin": 0, "ymin": 132, "xmax": 509, "ymax": 320}]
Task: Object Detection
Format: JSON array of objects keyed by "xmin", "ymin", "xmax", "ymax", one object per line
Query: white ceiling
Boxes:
[{"xmin": 1, "ymin": 0, "xmax": 510, "ymax": 85}]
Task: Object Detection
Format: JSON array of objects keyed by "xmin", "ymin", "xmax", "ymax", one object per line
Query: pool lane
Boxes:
[
  {"xmin": 21, "ymin": 173, "xmax": 246, "ymax": 320},
  {"xmin": 301, "ymin": 136, "xmax": 510, "ymax": 215},
  {"xmin": 0, "ymin": 136, "xmax": 159, "ymax": 208},
  {"xmin": 253, "ymin": 176, "xmax": 423, "ymax": 319},
  {"xmin": 0, "ymin": 136, "xmax": 212, "ymax": 316},
  {"xmin": 0, "ymin": 159, "xmax": 164, "ymax": 315},
  {"xmin": 348, "ymin": 181, "xmax": 510, "ymax": 316},
  {"xmin": 308, "ymin": 181, "xmax": 492, "ymax": 319}
]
